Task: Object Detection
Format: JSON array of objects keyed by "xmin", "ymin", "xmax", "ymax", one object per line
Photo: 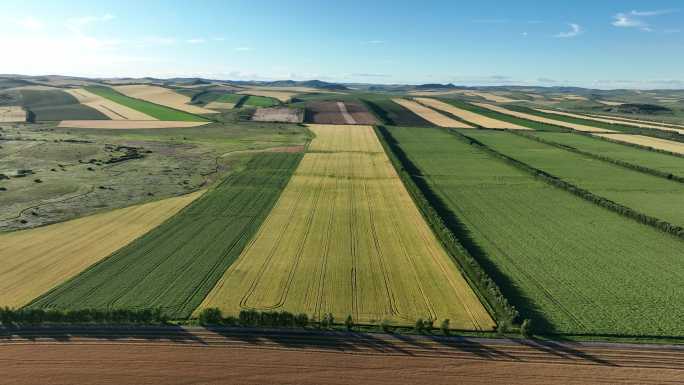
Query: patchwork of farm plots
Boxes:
[
  {"xmin": 464, "ymin": 130, "xmax": 684, "ymax": 228},
  {"xmin": 20, "ymin": 89, "xmax": 108, "ymax": 121},
  {"xmin": 361, "ymin": 98, "xmax": 434, "ymax": 126},
  {"xmin": 415, "ymin": 98, "xmax": 529, "ymax": 129},
  {"xmin": 594, "ymin": 134, "xmax": 684, "ymax": 156},
  {"xmin": 0, "ymin": 191, "xmax": 202, "ymax": 308},
  {"xmin": 392, "ymin": 98, "xmax": 472, "ymax": 128},
  {"xmin": 535, "ymin": 108, "xmax": 684, "ymax": 135},
  {"xmin": 66, "ymin": 88, "xmax": 155, "ymax": 120},
  {"xmin": 199, "ymin": 124, "xmax": 494, "ymax": 329},
  {"xmin": 387, "ymin": 126, "xmax": 684, "ymax": 336},
  {"xmin": 528, "ymin": 132, "xmax": 684, "ymax": 177},
  {"xmin": 30, "ymin": 153, "xmax": 301, "ymax": 318},
  {"xmin": 473, "ymin": 103, "xmax": 614, "ymax": 133},
  {"xmin": 113, "ymin": 85, "xmax": 217, "ymax": 114},
  {"xmin": 86, "ymin": 86, "xmax": 208, "ymax": 122}
]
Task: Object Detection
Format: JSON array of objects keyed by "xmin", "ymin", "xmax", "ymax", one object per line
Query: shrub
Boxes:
[
  {"xmin": 521, "ymin": 319, "xmax": 533, "ymax": 338},
  {"xmin": 440, "ymin": 319, "xmax": 450, "ymax": 336},
  {"xmin": 198, "ymin": 308, "xmax": 223, "ymax": 326},
  {"xmin": 344, "ymin": 315, "xmax": 354, "ymax": 331}
]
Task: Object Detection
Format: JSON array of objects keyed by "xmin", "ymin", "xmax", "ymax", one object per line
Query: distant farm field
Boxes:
[
  {"xmin": 415, "ymin": 98, "xmax": 529, "ymax": 129},
  {"xmin": 361, "ymin": 98, "xmax": 434, "ymax": 126},
  {"xmin": 85, "ymin": 86, "xmax": 208, "ymax": 122},
  {"xmin": 0, "ymin": 192, "xmax": 202, "ymax": 308},
  {"xmin": 199, "ymin": 124, "xmax": 494, "ymax": 330},
  {"xmin": 387, "ymin": 126, "xmax": 684, "ymax": 336},
  {"xmin": 20, "ymin": 89, "xmax": 108, "ymax": 121},
  {"xmin": 30, "ymin": 153, "xmax": 301, "ymax": 318},
  {"xmin": 465, "ymin": 130, "xmax": 684, "ymax": 228},
  {"xmin": 529, "ymin": 132, "xmax": 684, "ymax": 177},
  {"xmin": 392, "ymin": 98, "xmax": 472, "ymax": 128},
  {"xmin": 243, "ymin": 95, "xmax": 279, "ymax": 107}
]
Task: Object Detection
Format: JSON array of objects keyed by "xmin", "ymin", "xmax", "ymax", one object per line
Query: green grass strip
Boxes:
[
  {"xmin": 28, "ymin": 152, "xmax": 303, "ymax": 318},
  {"xmin": 86, "ymin": 86, "xmax": 208, "ymax": 122}
]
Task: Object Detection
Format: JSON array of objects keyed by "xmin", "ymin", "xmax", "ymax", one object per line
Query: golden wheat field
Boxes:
[
  {"xmin": 472, "ymin": 103, "xmax": 616, "ymax": 133},
  {"xmin": 0, "ymin": 106, "xmax": 26, "ymax": 122},
  {"xmin": 198, "ymin": 124, "xmax": 494, "ymax": 330},
  {"xmin": 0, "ymin": 191, "xmax": 203, "ymax": 308},
  {"xmin": 535, "ymin": 108, "xmax": 684, "ymax": 135},
  {"xmin": 392, "ymin": 98, "xmax": 473, "ymax": 128},
  {"xmin": 415, "ymin": 98, "xmax": 529, "ymax": 129},
  {"xmin": 593, "ymin": 133, "xmax": 684, "ymax": 155},
  {"xmin": 113, "ymin": 85, "xmax": 218, "ymax": 114},
  {"xmin": 66, "ymin": 88, "xmax": 156, "ymax": 120}
]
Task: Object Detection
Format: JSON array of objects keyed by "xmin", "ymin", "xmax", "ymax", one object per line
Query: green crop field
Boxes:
[
  {"xmin": 217, "ymin": 93, "xmax": 245, "ymax": 104},
  {"xmin": 361, "ymin": 97, "xmax": 434, "ymax": 126},
  {"xmin": 386, "ymin": 125, "xmax": 684, "ymax": 336},
  {"xmin": 242, "ymin": 95, "xmax": 278, "ymax": 107},
  {"xmin": 463, "ymin": 130, "xmax": 684, "ymax": 228},
  {"xmin": 528, "ymin": 132, "xmax": 684, "ymax": 178},
  {"xmin": 29, "ymin": 152, "xmax": 302, "ymax": 318},
  {"xmin": 20, "ymin": 89, "xmax": 108, "ymax": 121},
  {"xmin": 86, "ymin": 86, "xmax": 208, "ymax": 122}
]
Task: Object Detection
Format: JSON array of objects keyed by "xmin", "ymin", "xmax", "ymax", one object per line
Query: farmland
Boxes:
[
  {"xmin": 0, "ymin": 191, "xmax": 202, "ymax": 308},
  {"xmin": 392, "ymin": 98, "xmax": 473, "ymax": 128},
  {"xmin": 440, "ymin": 99, "xmax": 567, "ymax": 131},
  {"xmin": 465, "ymin": 130, "xmax": 684, "ymax": 228},
  {"xmin": 305, "ymin": 101, "xmax": 377, "ymax": 125},
  {"xmin": 528, "ymin": 132, "xmax": 684, "ymax": 177},
  {"xmin": 199, "ymin": 124, "xmax": 494, "ymax": 330},
  {"xmin": 473, "ymin": 103, "xmax": 614, "ymax": 133},
  {"xmin": 19, "ymin": 89, "xmax": 108, "ymax": 121},
  {"xmin": 86, "ymin": 86, "xmax": 208, "ymax": 122},
  {"xmin": 113, "ymin": 85, "xmax": 217, "ymax": 114},
  {"xmin": 0, "ymin": 106, "xmax": 26, "ymax": 122},
  {"xmin": 30, "ymin": 152, "xmax": 303, "ymax": 318},
  {"xmin": 535, "ymin": 108, "xmax": 684, "ymax": 135},
  {"xmin": 386, "ymin": 126, "xmax": 684, "ymax": 336},
  {"xmin": 242, "ymin": 95, "xmax": 279, "ymax": 107},
  {"xmin": 361, "ymin": 97, "xmax": 434, "ymax": 126},
  {"xmin": 594, "ymin": 133, "xmax": 684, "ymax": 155},
  {"xmin": 66, "ymin": 88, "xmax": 155, "ymax": 120},
  {"xmin": 414, "ymin": 97, "xmax": 529, "ymax": 129}
]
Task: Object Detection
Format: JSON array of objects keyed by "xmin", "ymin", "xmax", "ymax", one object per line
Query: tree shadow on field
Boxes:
[
  {"xmin": 510, "ymin": 337, "xmax": 616, "ymax": 366},
  {"xmin": 381, "ymin": 127, "xmax": 555, "ymax": 333},
  {"xmin": 0, "ymin": 325, "xmax": 204, "ymax": 344}
]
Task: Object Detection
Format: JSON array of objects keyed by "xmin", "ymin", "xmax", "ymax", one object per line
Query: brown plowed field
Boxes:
[
  {"xmin": 305, "ymin": 101, "xmax": 377, "ymax": 125},
  {"xmin": 1, "ymin": 328, "xmax": 682, "ymax": 385}
]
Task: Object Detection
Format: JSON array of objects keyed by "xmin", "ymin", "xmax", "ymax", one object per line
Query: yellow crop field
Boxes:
[
  {"xmin": 58, "ymin": 120, "xmax": 210, "ymax": 129},
  {"xmin": 114, "ymin": 85, "xmax": 218, "ymax": 114},
  {"xmin": 0, "ymin": 106, "xmax": 26, "ymax": 122},
  {"xmin": 66, "ymin": 88, "xmax": 155, "ymax": 120},
  {"xmin": 588, "ymin": 114, "xmax": 684, "ymax": 134},
  {"xmin": 473, "ymin": 103, "xmax": 616, "ymax": 133},
  {"xmin": 593, "ymin": 133, "xmax": 684, "ymax": 155},
  {"xmin": 536, "ymin": 108, "xmax": 684, "ymax": 135},
  {"xmin": 0, "ymin": 191, "xmax": 203, "ymax": 308},
  {"xmin": 392, "ymin": 98, "xmax": 473, "ymax": 128},
  {"xmin": 198, "ymin": 124, "xmax": 494, "ymax": 330},
  {"xmin": 237, "ymin": 89, "xmax": 296, "ymax": 102},
  {"xmin": 415, "ymin": 98, "xmax": 529, "ymax": 129}
]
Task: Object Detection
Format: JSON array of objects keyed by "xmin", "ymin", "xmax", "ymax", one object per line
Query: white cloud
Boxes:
[
  {"xmin": 554, "ymin": 23, "xmax": 582, "ymax": 38},
  {"xmin": 66, "ymin": 14, "xmax": 115, "ymax": 33},
  {"xmin": 521, "ymin": 31, "xmax": 529, "ymax": 37},
  {"xmin": 16, "ymin": 17, "xmax": 44, "ymax": 31},
  {"xmin": 612, "ymin": 9, "xmax": 678, "ymax": 31},
  {"xmin": 186, "ymin": 38, "xmax": 206, "ymax": 44},
  {"xmin": 234, "ymin": 46, "xmax": 252, "ymax": 51}
]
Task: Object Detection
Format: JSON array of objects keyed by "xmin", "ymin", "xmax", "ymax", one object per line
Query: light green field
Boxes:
[
  {"xmin": 463, "ymin": 130, "xmax": 684, "ymax": 228},
  {"xmin": 242, "ymin": 95, "xmax": 279, "ymax": 107},
  {"xmin": 387, "ymin": 126, "xmax": 684, "ymax": 336}
]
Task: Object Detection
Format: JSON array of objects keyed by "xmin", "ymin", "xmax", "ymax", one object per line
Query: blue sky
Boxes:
[{"xmin": 1, "ymin": 0, "xmax": 683, "ymax": 88}]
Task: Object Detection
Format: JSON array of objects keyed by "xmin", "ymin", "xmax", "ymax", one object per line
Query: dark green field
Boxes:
[
  {"xmin": 386, "ymin": 125, "xmax": 684, "ymax": 336},
  {"xmin": 86, "ymin": 86, "xmax": 208, "ymax": 122},
  {"xmin": 29, "ymin": 152, "xmax": 302, "ymax": 318},
  {"xmin": 20, "ymin": 89, "xmax": 108, "ymax": 121},
  {"xmin": 464, "ymin": 130, "xmax": 684, "ymax": 228},
  {"xmin": 442, "ymin": 99, "xmax": 568, "ymax": 131}
]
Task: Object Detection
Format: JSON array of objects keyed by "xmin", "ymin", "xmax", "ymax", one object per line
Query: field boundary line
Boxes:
[
  {"xmin": 374, "ymin": 126, "xmax": 515, "ymax": 327},
  {"xmin": 451, "ymin": 129, "xmax": 684, "ymax": 240},
  {"xmin": 510, "ymin": 131, "xmax": 684, "ymax": 183}
]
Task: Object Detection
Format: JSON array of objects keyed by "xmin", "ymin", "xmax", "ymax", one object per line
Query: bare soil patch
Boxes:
[
  {"xmin": 0, "ymin": 106, "xmax": 26, "ymax": 122},
  {"xmin": 58, "ymin": 120, "xmax": 210, "ymax": 129},
  {"xmin": 342, "ymin": 101, "xmax": 378, "ymax": 124},
  {"xmin": 252, "ymin": 107, "xmax": 304, "ymax": 123},
  {"xmin": 305, "ymin": 101, "xmax": 349, "ymax": 124}
]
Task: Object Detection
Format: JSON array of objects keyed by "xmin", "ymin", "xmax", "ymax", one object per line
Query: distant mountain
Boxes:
[
  {"xmin": 229, "ymin": 79, "xmax": 349, "ymax": 91},
  {"xmin": 414, "ymin": 83, "xmax": 457, "ymax": 90}
]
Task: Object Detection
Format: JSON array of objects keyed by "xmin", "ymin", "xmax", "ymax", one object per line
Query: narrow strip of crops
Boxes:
[
  {"xmin": 28, "ymin": 152, "xmax": 302, "ymax": 318},
  {"xmin": 85, "ymin": 86, "xmax": 208, "ymax": 122},
  {"xmin": 444, "ymin": 100, "xmax": 568, "ymax": 131},
  {"xmin": 521, "ymin": 131, "xmax": 684, "ymax": 182},
  {"xmin": 386, "ymin": 126, "xmax": 684, "ymax": 337},
  {"xmin": 361, "ymin": 98, "xmax": 434, "ymax": 127},
  {"xmin": 462, "ymin": 130, "xmax": 684, "ymax": 231}
]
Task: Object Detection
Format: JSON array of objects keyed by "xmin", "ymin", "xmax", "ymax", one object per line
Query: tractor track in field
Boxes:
[{"xmin": 1, "ymin": 326, "xmax": 684, "ymax": 371}]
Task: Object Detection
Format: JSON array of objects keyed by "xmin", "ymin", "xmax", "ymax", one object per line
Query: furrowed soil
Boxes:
[
  {"xmin": 415, "ymin": 98, "xmax": 529, "ymax": 129},
  {"xmin": 0, "ymin": 191, "xmax": 202, "ymax": 308},
  {"xmin": 1, "ymin": 329, "xmax": 682, "ymax": 385},
  {"xmin": 30, "ymin": 152, "xmax": 303, "ymax": 318},
  {"xmin": 199, "ymin": 124, "xmax": 493, "ymax": 329},
  {"xmin": 391, "ymin": 98, "xmax": 473, "ymax": 128},
  {"xmin": 113, "ymin": 85, "xmax": 217, "ymax": 114},
  {"xmin": 341, "ymin": 101, "xmax": 378, "ymax": 125},
  {"xmin": 594, "ymin": 133, "xmax": 684, "ymax": 155},
  {"xmin": 388, "ymin": 126, "xmax": 684, "ymax": 336},
  {"xmin": 473, "ymin": 103, "xmax": 615, "ymax": 133}
]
